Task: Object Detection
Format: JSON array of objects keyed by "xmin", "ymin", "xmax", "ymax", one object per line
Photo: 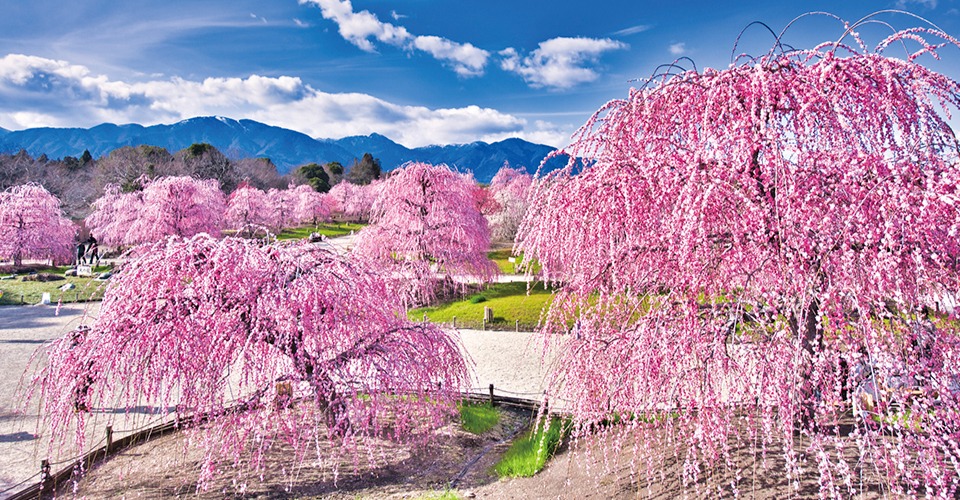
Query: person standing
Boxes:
[
  {"xmin": 85, "ymin": 235, "xmax": 100, "ymax": 267},
  {"xmin": 75, "ymin": 240, "xmax": 87, "ymax": 266}
]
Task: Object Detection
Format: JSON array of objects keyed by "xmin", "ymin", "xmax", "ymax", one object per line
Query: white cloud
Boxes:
[
  {"xmin": 412, "ymin": 36, "xmax": 488, "ymax": 77},
  {"xmin": 299, "ymin": 0, "xmax": 489, "ymax": 77},
  {"xmin": 669, "ymin": 42, "xmax": 686, "ymax": 55},
  {"xmin": 0, "ymin": 53, "xmax": 570, "ymax": 148},
  {"xmin": 896, "ymin": 0, "xmax": 938, "ymax": 9},
  {"xmin": 613, "ymin": 24, "xmax": 652, "ymax": 37},
  {"xmin": 293, "ymin": 18, "xmax": 309, "ymax": 28},
  {"xmin": 499, "ymin": 37, "xmax": 627, "ymax": 90},
  {"xmin": 390, "ymin": 9, "xmax": 406, "ymax": 21}
]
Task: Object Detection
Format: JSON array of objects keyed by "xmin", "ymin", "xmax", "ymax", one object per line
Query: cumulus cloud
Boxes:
[
  {"xmin": 669, "ymin": 42, "xmax": 687, "ymax": 55},
  {"xmin": 499, "ymin": 37, "xmax": 627, "ymax": 90},
  {"xmin": 299, "ymin": 0, "xmax": 488, "ymax": 77},
  {"xmin": 0, "ymin": 53, "xmax": 570, "ymax": 148}
]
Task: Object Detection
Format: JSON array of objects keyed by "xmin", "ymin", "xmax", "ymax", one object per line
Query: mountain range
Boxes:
[{"xmin": 0, "ymin": 117, "xmax": 568, "ymax": 182}]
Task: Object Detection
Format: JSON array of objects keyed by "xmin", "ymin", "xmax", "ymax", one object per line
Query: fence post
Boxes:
[
  {"xmin": 106, "ymin": 425, "xmax": 114, "ymax": 453},
  {"xmin": 482, "ymin": 318, "xmax": 486, "ymax": 331},
  {"xmin": 489, "ymin": 383, "xmax": 495, "ymax": 407},
  {"xmin": 40, "ymin": 459, "xmax": 51, "ymax": 493},
  {"xmin": 20, "ymin": 293, "xmax": 24, "ymax": 304},
  {"xmin": 515, "ymin": 319, "xmax": 519, "ymax": 332},
  {"xmin": 452, "ymin": 316, "xmax": 456, "ymax": 328}
]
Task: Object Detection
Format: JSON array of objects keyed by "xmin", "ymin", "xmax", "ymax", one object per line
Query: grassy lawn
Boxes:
[
  {"xmin": 494, "ymin": 417, "xmax": 569, "ymax": 477},
  {"xmin": 487, "ymin": 249, "xmax": 539, "ymax": 275},
  {"xmin": 275, "ymin": 222, "xmax": 366, "ymax": 241},
  {"xmin": 0, "ymin": 266, "xmax": 111, "ymax": 305},
  {"xmin": 459, "ymin": 401, "xmax": 500, "ymax": 434},
  {"xmin": 410, "ymin": 281, "xmax": 555, "ymax": 330}
]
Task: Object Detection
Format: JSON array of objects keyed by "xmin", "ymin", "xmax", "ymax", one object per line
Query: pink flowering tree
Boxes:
[
  {"xmin": 266, "ymin": 186, "xmax": 299, "ymax": 230},
  {"xmin": 486, "ymin": 164, "xmax": 533, "ymax": 241},
  {"xmin": 289, "ymin": 184, "xmax": 333, "ymax": 226},
  {"xmin": 224, "ymin": 181, "xmax": 274, "ymax": 234},
  {"xmin": 355, "ymin": 162, "xmax": 497, "ymax": 306},
  {"xmin": 87, "ymin": 176, "xmax": 226, "ymax": 247},
  {"xmin": 328, "ymin": 181, "xmax": 379, "ymax": 222},
  {"xmin": 0, "ymin": 184, "xmax": 76, "ymax": 266},
  {"xmin": 29, "ymin": 235, "xmax": 468, "ymax": 489},
  {"xmin": 517, "ymin": 24, "xmax": 960, "ymax": 496}
]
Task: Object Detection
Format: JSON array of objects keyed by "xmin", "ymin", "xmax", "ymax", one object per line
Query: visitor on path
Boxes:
[
  {"xmin": 84, "ymin": 235, "xmax": 100, "ymax": 267},
  {"xmin": 76, "ymin": 241, "xmax": 87, "ymax": 265}
]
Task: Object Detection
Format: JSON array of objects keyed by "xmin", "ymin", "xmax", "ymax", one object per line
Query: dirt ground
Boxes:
[{"xmin": 49, "ymin": 408, "xmax": 893, "ymax": 499}]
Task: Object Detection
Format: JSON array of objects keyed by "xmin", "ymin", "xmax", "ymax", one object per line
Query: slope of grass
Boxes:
[
  {"xmin": 410, "ymin": 281, "xmax": 555, "ymax": 330},
  {"xmin": 275, "ymin": 222, "xmax": 365, "ymax": 241},
  {"xmin": 459, "ymin": 401, "xmax": 500, "ymax": 434},
  {"xmin": 494, "ymin": 417, "xmax": 569, "ymax": 477},
  {"xmin": 0, "ymin": 266, "xmax": 111, "ymax": 305}
]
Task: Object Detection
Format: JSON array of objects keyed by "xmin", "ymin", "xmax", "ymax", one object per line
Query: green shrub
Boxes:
[
  {"xmin": 468, "ymin": 294, "xmax": 487, "ymax": 304},
  {"xmin": 494, "ymin": 417, "xmax": 569, "ymax": 477}
]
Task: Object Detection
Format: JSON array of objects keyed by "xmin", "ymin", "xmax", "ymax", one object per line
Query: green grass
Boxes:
[
  {"xmin": 459, "ymin": 401, "xmax": 500, "ymax": 434},
  {"xmin": 494, "ymin": 417, "xmax": 569, "ymax": 478},
  {"xmin": 0, "ymin": 266, "xmax": 111, "ymax": 305},
  {"xmin": 275, "ymin": 222, "xmax": 366, "ymax": 241},
  {"xmin": 410, "ymin": 281, "xmax": 555, "ymax": 329},
  {"xmin": 487, "ymin": 249, "xmax": 539, "ymax": 275},
  {"xmin": 413, "ymin": 490, "xmax": 460, "ymax": 500}
]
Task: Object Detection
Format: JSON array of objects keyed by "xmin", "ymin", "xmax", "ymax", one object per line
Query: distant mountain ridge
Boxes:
[{"xmin": 0, "ymin": 117, "xmax": 568, "ymax": 182}]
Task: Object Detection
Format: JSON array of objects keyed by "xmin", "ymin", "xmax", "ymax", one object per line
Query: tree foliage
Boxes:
[
  {"xmin": 0, "ymin": 184, "xmax": 76, "ymax": 266},
  {"xmin": 328, "ymin": 181, "xmax": 379, "ymax": 222},
  {"xmin": 224, "ymin": 181, "xmax": 274, "ymax": 233},
  {"xmin": 486, "ymin": 163, "xmax": 533, "ymax": 241},
  {"xmin": 87, "ymin": 176, "xmax": 225, "ymax": 247},
  {"xmin": 30, "ymin": 235, "xmax": 468, "ymax": 489},
  {"xmin": 517, "ymin": 24, "xmax": 960, "ymax": 496},
  {"xmin": 346, "ymin": 153, "xmax": 382, "ymax": 185},
  {"xmin": 294, "ymin": 163, "xmax": 332, "ymax": 193},
  {"xmin": 355, "ymin": 162, "xmax": 497, "ymax": 306}
]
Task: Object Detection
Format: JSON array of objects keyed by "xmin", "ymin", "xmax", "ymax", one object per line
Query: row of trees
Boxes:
[
  {"xmin": 0, "ymin": 161, "xmax": 532, "ymax": 266},
  {"xmin": 0, "ymin": 144, "xmax": 386, "ymax": 220}
]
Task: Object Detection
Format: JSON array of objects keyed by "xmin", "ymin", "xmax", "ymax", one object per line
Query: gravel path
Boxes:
[{"xmin": 0, "ymin": 302, "xmax": 558, "ymax": 498}]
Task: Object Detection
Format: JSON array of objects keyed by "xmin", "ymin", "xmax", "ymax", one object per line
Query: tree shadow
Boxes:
[{"xmin": 0, "ymin": 431, "xmax": 37, "ymax": 443}]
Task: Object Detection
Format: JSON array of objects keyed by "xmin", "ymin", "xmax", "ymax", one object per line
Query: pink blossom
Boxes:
[{"xmin": 0, "ymin": 184, "xmax": 76, "ymax": 266}]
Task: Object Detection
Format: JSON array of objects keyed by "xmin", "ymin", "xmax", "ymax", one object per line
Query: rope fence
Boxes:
[{"xmin": 5, "ymin": 383, "xmax": 555, "ymax": 500}]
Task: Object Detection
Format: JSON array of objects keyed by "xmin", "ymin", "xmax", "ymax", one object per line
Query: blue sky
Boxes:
[{"xmin": 0, "ymin": 0, "xmax": 957, "ymax": 148}]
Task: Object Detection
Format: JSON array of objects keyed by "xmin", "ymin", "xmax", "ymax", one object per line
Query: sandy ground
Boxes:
[
  {"xmin": 0, "ymin": 303, "xmax": 895, "ymax": 499},
  {"xmin": 0, "ymin": 300, "xmax": 561, "ymax": 499}
]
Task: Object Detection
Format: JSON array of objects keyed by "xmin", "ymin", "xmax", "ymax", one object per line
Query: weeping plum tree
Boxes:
[
  {"xmin": 517, "ymin": 21, "xmax": 960, "ymax": 496},
  {"xmin": 355, "ymin": 162, "xmax": 497, "ymax": 306},
  {"xmin": 288, "ymin": 183, "xmax": 334, "ymax": 226},
  {"xmin": 29, "ymin": 235, "xmax": 468, "ymax": 489},
  {"xmin": 0, "ymin": 183, "xmax": 76, "ymax": 266},
  {"xmin": 328, "ymin": 180, "xmax": 380, "ymax": 222},
  {"xmin": 486, "ymin": 163, "xmax": 533, "ymax": 241},
  {"xmin": 86, "ymin": 176, "xmax": 225, "ymax": 247},
  {"xmin": 224, "ymin": 181, "xmax": 273, "ymax": 232}
]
